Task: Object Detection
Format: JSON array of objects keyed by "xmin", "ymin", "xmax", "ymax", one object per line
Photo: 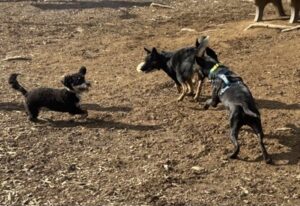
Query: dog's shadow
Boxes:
[
  {"xmin": 257, "ymin": 99, "xmax": 300, "ymax": 110},
  {"xmin": 0, "ymin": 102, "xmax": 24, "ymax": 111},
  {"xmin": 239, "ymin": 124, "xmax": 300, "ymax": 165},
  {"xmin": 0, "ymin": 102, "xmax": 132, "ymax": 113},
  {"xmin": 268, "ymin": 124, "xmax": 300, "ymax": 165},
  {"xmin": 46, "ymin": 117, "xmax": 161, "ymax": 131},
  {"xmin": 31, "ymin": 0, "xmax": 152, "ymax": 10},
  {"xmin": 82, "ymin": 103, "xmax": 132, "ymax": 113}
]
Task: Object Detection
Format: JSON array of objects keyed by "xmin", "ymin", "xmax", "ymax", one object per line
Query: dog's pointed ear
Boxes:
[
  {"xmin": 195, "ymin": 57, "xmax": 206, "ymax": 67},
  {"xmin": 79, "ymin": 66, "xmax": 87, "ymax": 75},
  {"xmin": 195, "ymin": 38, "xmax": 200, "ymax": 48},
  {"xmin": 61, "ymin": 75, "xmax": 72, "ymax": 88},
  {"xmin": 206, "ymin": 47, "xmax": 219, "ymax": 62},
  {"xmin": 151, "ymin": 47, "xmax": 159, "ymax": 55},
  {"xmin": 196, "ymin": 36, "xmax": 210, "ymax": 57},
  {"xmin": 144, "ymin": 47, "xmax": 151, "ymax": 54}
]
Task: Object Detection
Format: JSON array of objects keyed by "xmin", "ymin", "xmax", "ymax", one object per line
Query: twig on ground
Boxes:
[
  {"xmin": 282, "ymin": 25, "xmax": 300, "ymax": 32},
  {"xmin": 244, "ymin": 23, "xmax": 292, "ymax": 31},
  {"xmin": 2, "ymin": 56, "xmax": 32, "ymax": 61},
  {"xmin": 150, "ymin": 3, "xmax": 174, "ymax": 9}
]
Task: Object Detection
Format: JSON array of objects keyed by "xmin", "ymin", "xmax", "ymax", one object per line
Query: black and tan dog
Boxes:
[
  {"xmin": 137, "ymin": 43, "xmax": 211, "ymax": 101},
  {"xmin": 196, "ymin": 36, "xmax": 272, "ymax": 164},
  {"xmin": 9, "ymin": 66, "xmax": 91, "ymax": 122}
]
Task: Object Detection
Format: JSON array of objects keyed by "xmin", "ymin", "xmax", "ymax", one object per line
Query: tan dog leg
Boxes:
[
  {"xmin": 177, "ymin": 83, "xmax": 187, "ymax": 101},
  {"xmin": 194, "ymin": 80, "xmax": 203, "ymax": 100},
  {"xmin": 176, "ymin": 84, "xmax": 182, "ymax": 93},
  {"xmin": 186, "ymin": 79, "xmax": 194, "ymax": 95}
]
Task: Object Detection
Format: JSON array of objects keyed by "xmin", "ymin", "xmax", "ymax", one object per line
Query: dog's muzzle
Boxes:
[
  {"xmin": 136, "ymin": 62, "xmax": 145, "ymax": 73},
  {"xmin": 74, "ymin": 83, "xmax": 90, "ymax": 92}
]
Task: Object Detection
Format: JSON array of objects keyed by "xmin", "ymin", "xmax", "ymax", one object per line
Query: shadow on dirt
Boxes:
[
  {"xmin": 0, "ymin": 102, "xmax": 132, "ymax": 113},
  {"xmin": 0, "ymin": 102, "xmax": 24, "ymax": 111},
  {"xmin": 47, "ymin": 117, "xmax": 161, "ymax": 131},
  {"xmin": 257, "ymin": 99, "xmax": 299, "ymax": 110},
  {"xmin": 82, "ymin": 103, "xmax": 132, "ymax": 112},
  {"xmin": 268, "ymin": 124, "xmax": 300, "ymax": 165},
  {"xmin": 31, "ymin": 0, "xmax": 152, "ymax": 10}
]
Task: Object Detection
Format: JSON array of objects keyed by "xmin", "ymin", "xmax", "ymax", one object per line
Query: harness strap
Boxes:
[{"xmin": 218, "ymin": 74, "xmax": 230, "ymax": 85}]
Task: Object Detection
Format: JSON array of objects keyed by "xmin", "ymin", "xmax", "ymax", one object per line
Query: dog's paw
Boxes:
[
  {"xmin": 177, "ymin": 97, "xmax": 184, "ymax": 102},
  {"xmin": 229, "ymin": 153, "xmax": 238, "ymax": 159},
  {"xmin": 79, "ymin": 111, "xmax": 88, "ymax": 119},
  {"xmin": 265, "ymin": 157, "xmax": 273, "ymax": 165},
  {"xmin": 203, "ymin": 104, "xmax": 210, "ymax": 110}
]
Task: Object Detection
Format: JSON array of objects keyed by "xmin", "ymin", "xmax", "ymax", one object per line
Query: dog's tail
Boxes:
[
  {"xmin": 238, "ymin": 102, "xmax": 259, "ymax": 118},
  {"xmin": 9, "ymin": 73, "xmax": 27, "ymax": 96}
]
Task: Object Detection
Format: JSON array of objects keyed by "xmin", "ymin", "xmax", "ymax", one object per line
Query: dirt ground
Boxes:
[{"xmin": 0, "ymin": 0, "xmax": 299, "ymax": 205}]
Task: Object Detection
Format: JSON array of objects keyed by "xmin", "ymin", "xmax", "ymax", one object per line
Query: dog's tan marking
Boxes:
[{"xmin": 136, "ymin": 62, "xmax": 145, "ymax": 73}]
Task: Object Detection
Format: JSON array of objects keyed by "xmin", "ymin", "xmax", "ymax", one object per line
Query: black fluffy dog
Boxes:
[
  {"xmin": 196, "ymin": 36, "xmax": 272, "ymax": 164},
  {"xmin": 137, "ymin": 43, "xmax": 215, "ymax": 101},
  {"xmin": 9, "ymin": 66, "xmax": 91, "ymax": 122}
]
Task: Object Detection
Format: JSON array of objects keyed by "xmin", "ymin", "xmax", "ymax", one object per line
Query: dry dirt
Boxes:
[{"xmin": 0, "ymin": 0, "xmax": 299, "ymax": 205}]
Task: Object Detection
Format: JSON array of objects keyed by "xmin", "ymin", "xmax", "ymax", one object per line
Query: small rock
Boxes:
[
  {"xmin": 68, "ymin": 164, "xmax": 77, "ymax": 172},
  {"xmin": 191, "ymin": 166, "xmax": 203, "ymax": 171},
  {"xmin": 163, "ymin": 164, "xmax": 170, "ymax": 171},
  {"xmin": 76, "ymin": 27, "xmax": 84, "ymax": 33}
]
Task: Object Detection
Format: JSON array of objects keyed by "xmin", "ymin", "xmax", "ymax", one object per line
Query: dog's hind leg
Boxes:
[
  {"xmin": 186, "ymin": 79, "xmax": 194, "ymax": 96},
  {"xmin": 194, "ymin": 80, "xmax": 203, "ymax": 100},
  {"xmin": 177, "ymin": 83, "xmax": 187, "ymax": 101},
  {"xmin": 175, "ymin": 83, "xmax": 182, "ymax": 94},
  {"xmin": 228, "ymin": 111, "xmax": 242, "ymax": 159},
  {"xmin": 194, "ymin": 73, "xmax": 204, "ymax": 100},
  {"xmin": 25, "ymin": 103, "xmax": 39, "ymax": 122},
  {"xmin": 249, "ymin": 120, "xmax": 272, "ymax": 164}
]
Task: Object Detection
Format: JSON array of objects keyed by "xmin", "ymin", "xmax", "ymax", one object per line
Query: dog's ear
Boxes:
[
  {"xmin": 206, "ymin": 47, "xmax": 219, "ymax": 62},
  {"xmin": 79, "ymin": 66, "xmax": 87, "ymax": 75},
  {"xmin": 144, "ymin": 47, "xmax": 151, "ymax": 54},
  {"xmin": 195, "ymin": 38, "xmax": 200, "ymax": 48},
  {"xmin": 61, "ymin": 75, "xmax": 72, "ymax": 89},
  {"xmin": 151, "ymin": 47, "xmax": 159, "ymax": 56},
  {"xmin": 196, "ymin": 36, "xmax": 210, "ymax": 57},
  {"xmin": 195, "ymin": 57, "xmax": 206, "ymax": 68}
]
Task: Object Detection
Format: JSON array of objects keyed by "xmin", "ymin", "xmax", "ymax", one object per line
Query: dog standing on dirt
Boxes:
[
  {"xmin": 195, "ymin": 36, "xmax": 272, "ymax": 164},
  {"xmin": 9, "ymin": 66, "xmax": 91, "ymax": 122},
  {"xmin": 136, "ymin": 44, "xmax": 207, "ymax": 101}
]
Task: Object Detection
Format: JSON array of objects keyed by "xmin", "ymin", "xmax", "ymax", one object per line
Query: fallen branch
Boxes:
[
  {"xmin": 244, "ymin": 23, "xmax": 292, "ymax": 31},
  {"xmin": 282, "ymin": 25, "xmax": 300, "ymax": 32},
  {"xmin": 180, "ymin": 28, "xmax": 197, "ymax": 32},
  {"xmin": 2, "ymin": 56, "xmax": 32, "ymax": 61},
  {"xmin": 150, "ymin": 3, "xmax": 174, "ymax": 9}
]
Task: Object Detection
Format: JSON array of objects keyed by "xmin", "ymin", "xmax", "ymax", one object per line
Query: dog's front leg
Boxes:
[
  {"xmin": 70, "ymin": 105, "xmax": 88, "ymax": 119},
  {"xmin": 206, "ymin": 80, "xmax": 221, "ymax": 108},
  {"xmin": 204, "ymin": 99, "xmax": 212, "ymax": 110},
  {"xmin": 78, "ymin": 109, "xmax": 88, "ymax": 119}
]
